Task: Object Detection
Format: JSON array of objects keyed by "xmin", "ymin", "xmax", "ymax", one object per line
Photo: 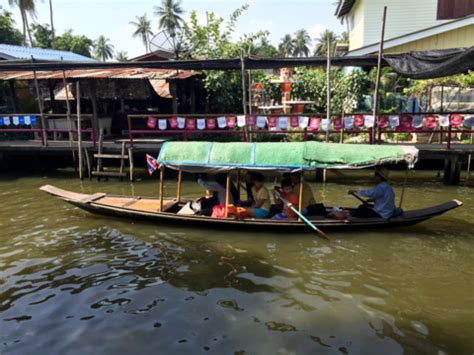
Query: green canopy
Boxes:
[{"xmin": 157, "ymin": 141, "xmax": 419, "ymax": 172}]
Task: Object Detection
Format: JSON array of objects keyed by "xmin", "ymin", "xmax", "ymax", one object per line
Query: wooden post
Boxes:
[
  {"xmin": 176, "ymin": 170, "xmax": 182, "ymax": 201},
  {"xmin": 159, "ymin": 168, "xmax": 164, "ymax": 211},
  {"xmin": 76, "ymin": 81, "xmax": 83, "ymax": 180},
  {"xmin": 298, "ymin": 174, "xmax": 304, "ymax": 221},
  {"xmin": 372, "ymin": 6, "xmax": 387, "ymax": 145},
  {"xmin": 128, "ymin": 147, "xmax": 134, "ymax": 182},
  {"xmin": 61, "ymin": 60, "xmax": 76, "ymax": 166},
  {"xmin": 325, "ymin": 40, "xmax": 331, "ymax": 142},
  {"xmin": 31, "ymin": 56, "xmax": 48, "ymax": 146},
  {"xmin": 225, "ymin": 174, "xmax": 231, "ymax": 218},
  {"xmin": 240, "ymin": 50, "xmax": 247, "ymax": 115},
  {"xmin": 340, "ymin": 109, "xmax": 344, "ymax": 143},
  {"xmin": 90, "ymin": 81, "xmax": 99, "ymax": 137}
]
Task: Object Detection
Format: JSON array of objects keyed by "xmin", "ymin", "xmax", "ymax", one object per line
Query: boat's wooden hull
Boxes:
[{"xmin": 40, "ymin": 185, "xmax": 463, "ymax": 232}]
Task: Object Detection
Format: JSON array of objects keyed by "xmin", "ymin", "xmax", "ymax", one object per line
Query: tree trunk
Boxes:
[
  {"xmin": 24, "ymin": 14, "xmax": 34, "ymax": 47},
  {"xmin": 49, "ymin": 0, "xmax": 55, "ymax": 42},
  {"xmin": 21, "ymin": 11, "xmax": 27, "ymax": 46}
]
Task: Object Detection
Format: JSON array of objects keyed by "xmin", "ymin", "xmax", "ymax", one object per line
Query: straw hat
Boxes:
[{"xmin": 375, "ymin": 167, "xmax": 389, "ymax": 181}]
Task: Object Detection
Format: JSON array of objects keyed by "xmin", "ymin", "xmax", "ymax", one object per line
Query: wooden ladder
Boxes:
[{"xmin": 92, "ymin": 130, "xmax": 134, "ymax": 181}]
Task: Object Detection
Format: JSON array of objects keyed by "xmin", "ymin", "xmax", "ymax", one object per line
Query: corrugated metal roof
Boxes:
[
  {"xmin": 0, "ymin": 67, "xmax": 196, "ymax": 80},
  {"xmin": 0, "ymin": 44, "xmax": 95, "ymax": 62}
]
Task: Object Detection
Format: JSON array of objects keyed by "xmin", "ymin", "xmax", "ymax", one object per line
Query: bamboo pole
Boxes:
[
  {"xmin": 176, "ymin": 170, "xmax": 182, "ymax": 201},
  {"xmin": 225, "ymin": 174, "xmax": 231, "ymax": 218},
  {"xmin": 159, "ymin": 168, "xmax": 164, "ymax": 211},
  {"xmin": 240, "ymin": 50, "xmax": 247, "ymax": 115},
  {"xmin": 61, "ymin": 57, "xmax": 76, "ymax": 166},
  {"xmin": 325, "ymin": 40, "xmax": 331, "ymax": 142},
  {"xmin": 298, "ymin": 174, "xmax": 304, "ymax": 222},
  {"xmin": 399, "ymin": 167, "xmax": 409, "ymax": 208},
  {"xmin": 76, "ymin": 81, "xmax": 83, "ymax": 179},
  {"xmin": 31, "ymin": 56, "xmax": 48, "ymax": 146},
  {"xmin": 372, "ymin": 6, "xmax": 387, "ymax": 144}
]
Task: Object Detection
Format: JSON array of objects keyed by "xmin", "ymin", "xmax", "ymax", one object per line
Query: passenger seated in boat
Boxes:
[
  {"xmin": 348, "ymin": 167, "xmax": 395, "ymax": 219},
  {"xmin": 197, "ymin": 173, "xmax": 239, "ymax": 205},
  {"xmin": 244, "ymin": 173, "xmax": 270, "ymax": 218},
  {"xmin": 238, "ymin": 172, "xmax": 255, "ymax": 207},
  {"xmin": 290, "ymin": 172, "xmax": 315, "ymax": 215},
  {"xmin": 272, "ymin": 179, "xmax": 298, "ymax": 220}
]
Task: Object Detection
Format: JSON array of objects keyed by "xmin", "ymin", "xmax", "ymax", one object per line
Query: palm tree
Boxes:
[
  {"xmin": 314, "ymin": 30, "xmax": 338, "ymax": 56},
  {"xmin": 339, "ymin": 31, "xmax": 349, "ymax": 44},
  {"xmin": 115, "ymin": 51, "xmax": 129, "ymax": 62},
  {"xmin": 93, "ymin": 36, "xmax": 114, "ymax": 62},
  {"xmin": 8, "ymin": 0, "xmax": 36, "ymax": 46},
  {"xmin": 278, "ymin": 34, "xmax": 294, "ymax": 58},
  {"xmin": 129, "ymin": 14, "xmax": 154, "ymax": 53},
  {"xmin": 293, "ymin": 29, "xmax": 311, "ymax": 57},
  {"xmin": 154, "ymin": 0, "xmax": 184, "ymax": 38},
  {"xmin": 49, "ymin": 0, "xmax": 55, "ymax": 42}
]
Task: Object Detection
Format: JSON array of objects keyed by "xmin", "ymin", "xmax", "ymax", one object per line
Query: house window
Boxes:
[{"xmin": 437, "ymin": 0, "xmax": 474, "ymax": 20}]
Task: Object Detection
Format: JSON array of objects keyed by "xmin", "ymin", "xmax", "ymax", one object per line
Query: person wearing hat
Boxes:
[{"xmin": 348, "ymin": 167, "xmax": 395, "ymax": 219}]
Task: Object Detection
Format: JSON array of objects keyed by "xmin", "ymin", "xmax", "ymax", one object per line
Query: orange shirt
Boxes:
[{"xmin": 281, "ymin": 192, "xmax": 299, "ymax": 218}]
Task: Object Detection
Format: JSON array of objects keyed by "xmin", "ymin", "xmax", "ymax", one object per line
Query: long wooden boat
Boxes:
[{"xmin": 40, "ymin": 185, "xmax": 462, "ymax": 231}]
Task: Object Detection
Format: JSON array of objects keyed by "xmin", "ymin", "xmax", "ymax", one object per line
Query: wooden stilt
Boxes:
[
  {"xmin": 83, "ymin": 147, "xmax": 92, "ymax": 179},
  {"xmin": 225, "ymin": 174, "xmax": 231, "ymax": 218},
  {"xmin": 298, "ymin": 174, "xmax": 304, "ymax": 221},
  {"xmin": 31, "ymin": 56, "xmax": 48, "ymax": 146},
  {"xmin": 159, "ymin": 168, "xmax": 164, "ymax": 211},
  {"xmin": 76, "ymin": 81, "xmax": 83, "ymax": 180},
  {"xmin": 61, "ymin": 59, "xmax": 76, "ymax": 167},
  {"xmin": 176, "ymin": 170, "xmax": 182, "ymax": 201},
  {"xmin": 128, "ymin": 147, "xmax": 134, "ymax": 182},
  {"xmin": 372, "ymin": 6, "xmax": 387, "ymax": 144}
]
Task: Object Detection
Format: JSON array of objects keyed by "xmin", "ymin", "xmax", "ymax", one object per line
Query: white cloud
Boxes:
[{"xmin": 308, "ymin": 24, "xmax": 326, "ymax": 40}]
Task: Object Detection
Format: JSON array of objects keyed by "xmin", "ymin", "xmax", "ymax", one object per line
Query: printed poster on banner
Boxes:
[
  {"xmin": 333, "ymin": 117, "xmax": 343, "ymax": 130},
  {"xmin": 354, "ymin": 115, "xmax": 365, "ymax": 127},
  {"xmin": 246, "ymin": 115, "xmax": 256, "ymax": 127},
  {"xmin": 197, "ymin": 118, "xmax": 206, "ymax": 130},
  {"xmin": 237, "ymin": 115, "xmax": 246, "ymax": 127},
  {"xmin": 309, "ymin": 117, "xmax": 320, "ymax": 130},
  {"xmin": 206, "ymin": 118, "xmax": 216, "ymax": 129},
  {"xmin": 290, "ymin": 116, "xmax": 299, "ymax": 128},
  {"xmin": 389, "ymin": 115, "xmax": 399, "ymax": 128},
  {"xmin": 169, "ymin": 117, "xmax": 179, "ymax": 129},
  {"xmin": 439, "ymin": 115, "xmax": 449, "ymax": 127},
  {"xmin": 186, "ymin": 118, "xmax": 196, "ymax": 130},
  {"xmin": 398, "ymin": 115, "xmax": 413, "ymax": 130},
  {"xmin": 158, "ymin": 119, "xmax": 167, "ymax": 130},
  {"xmin": 217, "ymin": 116, "xmax": 227, "ymax": 128},
  {"xmin": 24, "ymin": 116, "xmax": 31, "ymax": 125},
  {"xmin": 267, "ymin": 116, "xmax": 278, "ymax": 128},
  {"xmin": 3, "ymin": 116, "xmax": 11, "ymax": 125},
  {"xmin": 299, "ymin": 116, "xmax": 309, "ymax": 129},
  {"xmin": 12, "ymin": 116, "xmax": 19, "ymax": 125},
  {"xmin": 364, "ymin": 115, "xmax": 375, "ymax": 128},
  {"xmin": 177, "ymin": 117, "xmax": 186, "ymax": 129},
  {"xmin": 378, "ymin": 115, "xmax": 389, "ymax": 129},
  {"xmin": 226, "ymin": 116, "xmax": 236, "ymax": 128},
  {"xmin": 450, "ymin": 114, "xmax": 463, "ymax": 127},
  {"xmin": 147, "ymin": 116, "xmax": 157, "ymax": 129},
  {"xmin": 19, "ymin": 116, "xmax": 25, "ymax": 125},
  {"xmin": 256, "ymin": 116, "xmax": 266, "ymax": 128},
  {"xmin": 278, "ymin": 116, "xmax": 288, "ymax": 129},
  {"xmin": 424, "ymin": 115, "xmax": 437, "ymax": 129},
  {"xmin": 344, "ymin": 116, "xmax": 354, "ymax": 130},
  {"xmin": 321, "ymin": 118, "xmax": 330, "ymax": 131}
]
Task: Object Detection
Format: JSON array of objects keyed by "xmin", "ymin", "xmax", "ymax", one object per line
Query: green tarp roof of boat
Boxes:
[{"xmin": 157, "ymin": 141, "xmax": 419, "ymax": 172}]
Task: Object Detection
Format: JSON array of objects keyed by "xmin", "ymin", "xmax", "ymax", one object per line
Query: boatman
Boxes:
[{"xmin": 348, "ymin": 167, "xmax": 396, "ymax": 219}]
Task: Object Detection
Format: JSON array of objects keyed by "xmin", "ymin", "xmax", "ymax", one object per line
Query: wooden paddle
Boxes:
[
  {"xmin": 274, "ymin": 190, "xmax": 330, "ymax": 241},
  {"xmin": 349, "ymin": 190, "xmax": 369, "ymax": 205}
]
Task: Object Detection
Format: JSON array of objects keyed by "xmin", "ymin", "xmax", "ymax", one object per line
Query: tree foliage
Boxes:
[
  {"xmin": 54, "ymin": 29, "xmax": 93, "ymax": 57},
  {"xmin": 129, "ymin": 14, "xmax": 154, "ymax": 53},
  {"xmin": 93, "ymin": 35, "xmax": 114, "ymax": 62},
  {"xmin": 0, "ymin": 6, "xmax": 23, "ymax": 45},
  {"xmin": 31, "ymin": 23, "xmax": 54, "ymax": 48}
]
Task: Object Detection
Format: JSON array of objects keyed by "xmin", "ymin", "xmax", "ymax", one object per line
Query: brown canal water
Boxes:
[{"xmin": 0, "ymin": 170, "xmax": 473, "ymax": 354}]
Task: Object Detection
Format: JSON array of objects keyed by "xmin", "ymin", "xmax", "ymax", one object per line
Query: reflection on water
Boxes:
[{"xmin": 0, "ymin": 171, "xmax": 473, "ymax": 354}]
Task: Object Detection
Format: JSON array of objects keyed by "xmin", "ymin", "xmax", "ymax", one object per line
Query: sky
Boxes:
[{"xmin": 6, "ymin": 0, "xmax": 345, "ymax": 59}]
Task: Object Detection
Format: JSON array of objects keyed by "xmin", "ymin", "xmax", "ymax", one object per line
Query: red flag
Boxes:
[
  {"xmin": 186, "ymin": 118, "xmax": 196, "ymax": 130},
  {"xmin": 147, "ymin": 116, "xmax": 157, "ymax": 129},
  {"xmin": 290, "ymin": 116, "xmax": 299, "ymax": 128},
  {"xmin": 206, "ymin": 118, "xmax": 216, "ymax": 129},
  {"xmin": 146, "ymin": 154, "xmax": 158, "ymax": 176},
  {"xmin": 226, "ymin": 116, "xmax": 236, "ymax": 128}
]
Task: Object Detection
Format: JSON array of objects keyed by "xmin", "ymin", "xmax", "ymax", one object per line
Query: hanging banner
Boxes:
[
  {"xmin": 389, "ymin": 115, "xmax": 400, "ymax": 128},
  {"xmin": 344, "ymin": 116, "xmax": 354, "ymax": 130},
  {"xmin": 186, "ymin": 118, "xmax": 196, "ymax": 130},
  {"xmin": 364, "ymin": 115, "xmax": 375, "ymax": 128},
  {"xmin": 217, "ymin": 116, "xmax": 227, "ymax": 129},
  {"xmin": 169, "ymin": 117, "xmax": 179, "ymax": 129},
  {"xmin": 24, "ymin": 116, "xmax": 31, "ymax": 125},
  {"xmin": 197, "ymin": 118, "xmax": 206, "ymax": 130},
  {"xmin": 439, "ymin": 115, "xmax": 449, "ymax": 127},
  {"xmin": 206, "ymin": 117, "xmax": 216, "ymax": 129},
  {"xmin": 177, "ymin": 116, "xmax": 186, "ymax": 129},
  {"xmin": 30, "ymin": 116, "xmax": 37, "ymax": 125},
  {"xmin": 256, "ymin": 116, "xmax": 266, "ymax": 128},
  {"xmin": 463, "ymin": 116, "xmax": 474, "ymax": 128},
  {"xmin": 3, "ymin": 116, "xmax": 11, "ymax": 125},
  {"xmin": 378, "ymin": 115, "xmax": 389, "ymax": 129},
  {"xmin": 146, "ymin": 154, "xmax": 158, "ymax": 176},
  {"xmin": 321, "ymin": 118, "xmax": 330, "ymax": 131},
  {"xmin": 398, "ymin": 115, "xmax": 413, "ymax": 130},
  {"xmin": 0, "ymin": 117, "xmax": 3, "ymax": 126},
  {"xmin": 278, "ymin": 116, "xmax": 288, "ymax": 129},
  {"xmin": 147, "ymin": 116, "xmax": 157, "ymax": 129},
  {"xmin": 12, "ymin": 116, "xmax": 19, "ymax": 126},
  {"xmin": 237, "ymin": 115, "xmax": 246, "ymax": 127},
  {"xmin": 158, "ymin": 119, "xmax": 167, "ymax": 130},
  {"xmin": 450, "ymin": 114, "xmax": 463, "ymax": 127},
  {"xmin": 424, "ymin": 115, "xmax": 437, "ymax": 129},
  {"xmin": 333, "ymin": 117, "xmax": 343, "ymax": 130},
  {"xmin": 309, "ymin": 117, "xmax": 320, "ymax": 130},
  {"xmin": 412, "ymin": 115, "xmax": 424, "ymax": 129},
  {"xmin": 354, "ymin": 115, "xmax": 365, "ymax": 127},
  {"xmin": 226, "ymin": 116, "xmax": 236, "ymax": 128},
  {"xmin": 246, "ymin": 115, "xmax": 256, "ymax": 127},
  {"xmin": 19, "ymin": 116, "xmax": 25, "ymax": 125},
  {"xmin": 267, "ymin": 116, "xmax": 278, "ymax": 128},
  {"xmin": 290, "ymin": 116, "xmax": 299, "ymax": 128},
  {"xmin": 299, "ymin": 116, "xmax": 309, "ymax": 129}
]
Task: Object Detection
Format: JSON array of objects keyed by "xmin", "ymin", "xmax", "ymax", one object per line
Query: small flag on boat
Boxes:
[{"xmin": 146, "ymin": 154, "xmax": 158, "ymax": 176}]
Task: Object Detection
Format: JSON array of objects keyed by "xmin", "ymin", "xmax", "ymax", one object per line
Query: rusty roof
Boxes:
[{"xmin": 0, "ymin": 67, "xmax": 196, "ymax": 81}]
